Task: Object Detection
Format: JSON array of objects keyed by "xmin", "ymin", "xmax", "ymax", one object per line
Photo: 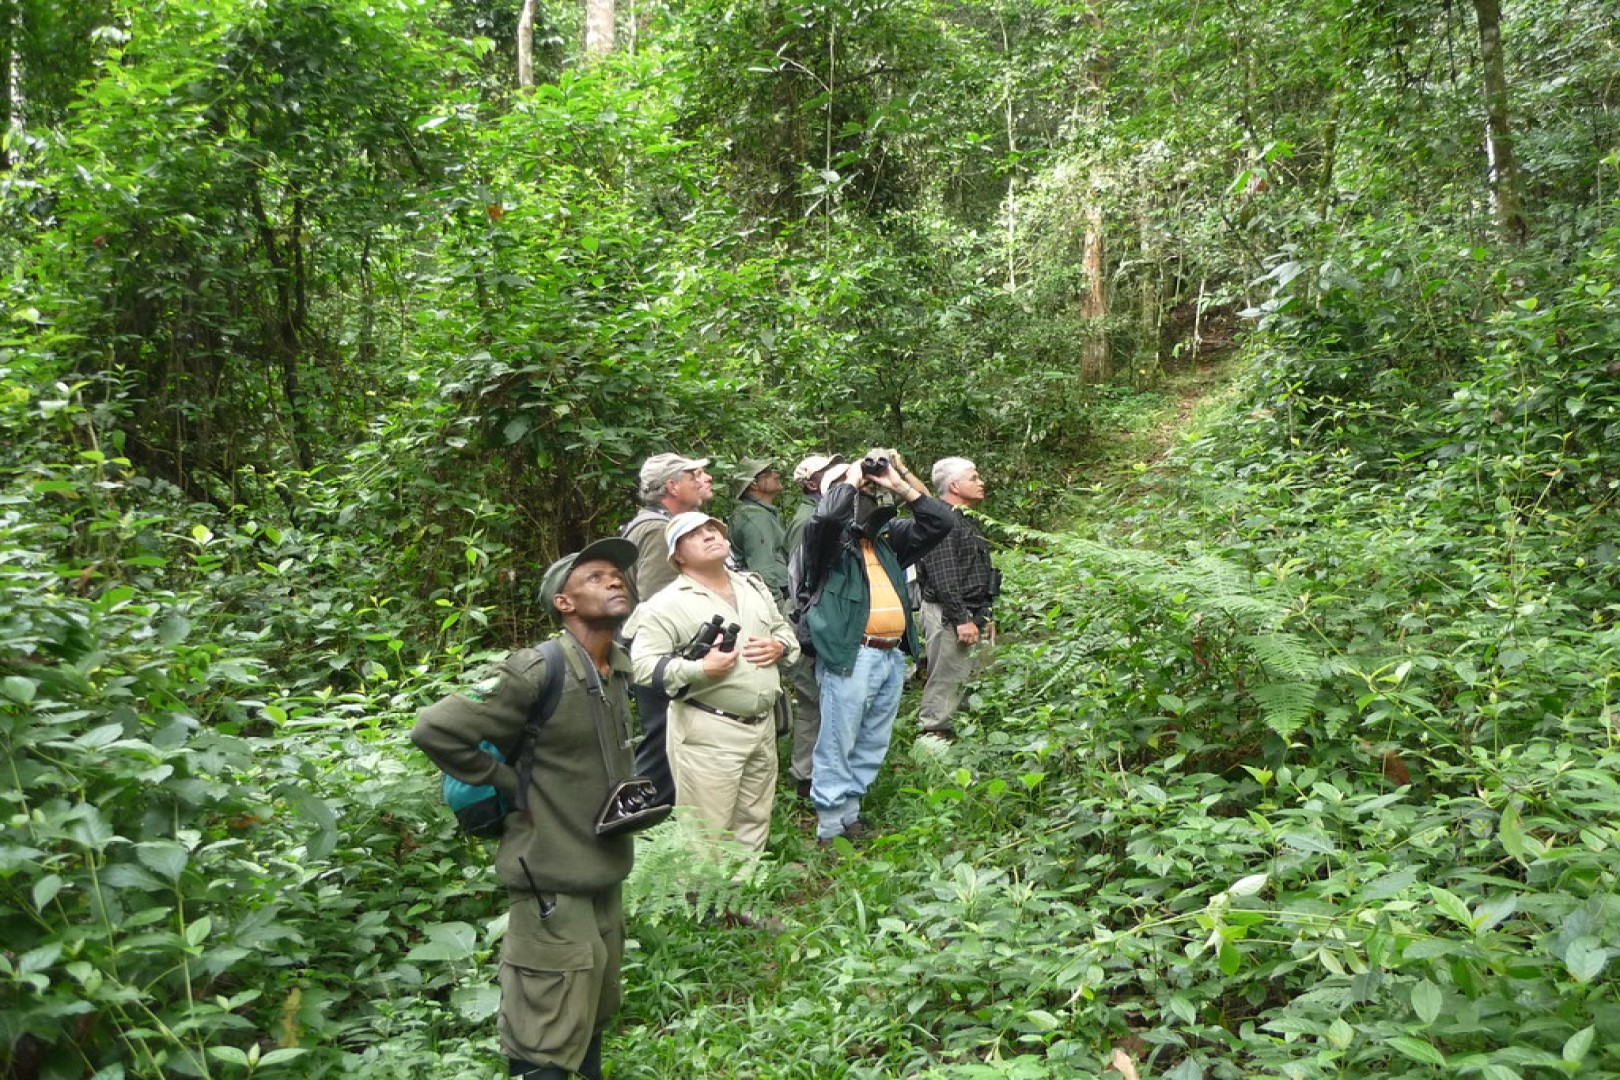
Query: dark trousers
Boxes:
[
  {"xmin": 510, "ymin": 1029, "xmax": 602, "ymax": 1079},
  {"xmin": 632, "ymin": 683, "xmax": 675, "ymax": 807}
]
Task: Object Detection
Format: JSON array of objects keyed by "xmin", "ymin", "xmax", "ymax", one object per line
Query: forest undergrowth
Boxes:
[{"xmin": 8, "ymin": 258, "xmax": 1620, "ymax": 1077}]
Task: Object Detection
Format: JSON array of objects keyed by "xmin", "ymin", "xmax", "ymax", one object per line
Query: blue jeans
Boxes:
[{"xmin": 811, "ymin": 646, "xmax": 905, "ymax": 839}]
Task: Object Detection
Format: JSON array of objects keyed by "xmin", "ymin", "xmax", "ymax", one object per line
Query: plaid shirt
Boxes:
[{"xmin": 917, "ymin": 506, "xmax": 993, "ymax": 626}]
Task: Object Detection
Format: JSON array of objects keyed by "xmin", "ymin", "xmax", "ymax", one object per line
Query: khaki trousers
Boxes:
[
  {"xmin": 919, "ymin": 600, "xmax": 987, "ymax": 733},
  {"xmin": 666, "ymin": 698, "xmax": 778, "ymax": 853}
]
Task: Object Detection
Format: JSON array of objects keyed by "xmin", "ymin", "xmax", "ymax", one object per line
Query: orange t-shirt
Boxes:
[{"xmin": 861, "ymin": 540, "xmax": 906, "ymax": 638}]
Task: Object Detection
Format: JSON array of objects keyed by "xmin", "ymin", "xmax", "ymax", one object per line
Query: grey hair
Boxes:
[
  {"xmin": 638, "ymin": 476, "xmax": 670, "ymax": 504},
  {"xmin": 931, "ymin": 456, "xmax": 976, "ymax": 493}
]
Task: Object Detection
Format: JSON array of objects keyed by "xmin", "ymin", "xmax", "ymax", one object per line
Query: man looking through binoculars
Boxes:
[
  {"xmin": 629, "ymin": 513, "xmax": 800, "ymax": 854},
  {"xmin": 797, "ymin": 449, "xmax": 954, "ymax": 845}
]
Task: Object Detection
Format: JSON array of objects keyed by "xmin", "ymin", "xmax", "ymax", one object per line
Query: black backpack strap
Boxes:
[{"xmin": 510, "ymin": 638, "xmax": 567, "ymax": 814}]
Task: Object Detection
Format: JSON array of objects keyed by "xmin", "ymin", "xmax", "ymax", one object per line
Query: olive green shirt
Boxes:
[
  {"xmin": 784, "ymin": 493, "xmax": 817, "ymax": 556},
  {"xmin": 412, "ymin": 633, "xmax": 635, "ymax": 894},
  {"xmin": 622, "ymin": 508, "xmax": 676, "ymax": 604},
  {"xmin": 630, "ymin": 570, "xmax": 800, "ymax": 718},
  {"xmin": 728, "ymin": 496, "xmax": 789, "ymax": 598}
]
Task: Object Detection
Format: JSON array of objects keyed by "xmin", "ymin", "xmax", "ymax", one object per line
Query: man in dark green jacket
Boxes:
[
  {"xmin": 727, "ymin": 458, "xmax": 790, "ymax": 605},
  {"xmin": 412, "ymin": 538, "xmax": 638, "ymax": 1080},
  {"xmin": 799, "ymin": 450, "xmax": 953, "ymax": 842}
]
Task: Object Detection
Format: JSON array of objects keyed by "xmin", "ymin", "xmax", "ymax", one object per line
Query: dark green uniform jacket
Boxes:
[
  {"xmin": 784, "ymin": 494, "xmax": 817, "ymax": 556},
  {"xmin": 728, "ymin": 496, "xmax": 789, "ymax": 599},
  {"xmin": 412, "ymin": 633, "xmax": 635, "ymax": 894}
]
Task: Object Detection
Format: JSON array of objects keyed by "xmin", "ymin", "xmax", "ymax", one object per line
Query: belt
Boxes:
[
  {"xmin": 687, "ymin": 699, "xmax": 768, "ymax": 726},
  {"xmin": 860, "ymin": 634, "xmax": 902, "ymax": 650}
]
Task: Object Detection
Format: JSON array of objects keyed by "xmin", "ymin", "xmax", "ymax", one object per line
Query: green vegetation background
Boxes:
[{"xmin": 2, "ymin": 0, "xmax": 1619, "ymax": 1076}]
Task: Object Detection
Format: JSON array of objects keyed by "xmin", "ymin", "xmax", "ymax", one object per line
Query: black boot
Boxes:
[{"xmin": 578, "ymin": 1031, "xmax": 604, "ymax": 1080}]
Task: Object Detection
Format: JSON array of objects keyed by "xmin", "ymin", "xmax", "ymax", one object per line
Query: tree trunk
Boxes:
[
  {"xmin": 517, "ymin": 0, "xmax": 535, "ymax": 87},
  {"xmin": 1136, "ymin": 203, "xmax": 1160, "ymax": 383},
  {"xmin": 1472, "ymin": 0, "xmax": 1527, "ymax": 243},
  {"xmin": 1, "ymin": 0, "xmax": 14, "ymax": 172},
  {"xmin": 584, "ymin": 0, "xmax": 613, "ymax": 56},
  {"xmin": 1080, "ymin": 203, "xmax": 1112, "ymax": 382}
]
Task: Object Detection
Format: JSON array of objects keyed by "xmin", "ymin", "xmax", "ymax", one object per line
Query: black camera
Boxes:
[
  {"xmin": 861, "ymin": 455, "xmax": 890, "ymax": 476},
  {"xmin": 594, "ymin": 778, "xmax": 672, "ymax": 836}
]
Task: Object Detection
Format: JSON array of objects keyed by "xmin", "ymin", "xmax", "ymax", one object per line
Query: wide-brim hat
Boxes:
[{"xmin": 732, "ymin": 457, "xmax": 775, "ymax": 499}]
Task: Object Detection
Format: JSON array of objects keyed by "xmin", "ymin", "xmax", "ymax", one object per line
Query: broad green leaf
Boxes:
[
  {"xmin": 1229, "ymin": 873, "xmax": 1268, "ymax": 897},
  {"xmin": 406, "ymin": 921, "xmax": 478, "ymax": 962},
  {"xmin": 185, "ymin": 916, "xmax": 213, "ymax": 948},
  {"xmin": 258, "ymin": 1048, "xmax": 309, "ymax": 1067},
  {"xmin": 1410, "ymin": 979, "xmax": 1442, "ymax": 1025},
  {"xmin": 1429, "ymin": 886, "xmax": 1472, "ymax": 928},
  {"xmin": 1563, "ymin": 1025, "xmax": 1595, "ymax": 1064},
  {"xmin": 32, "ymin": 874, "xmax": 63, "ymax": 910},
  {"xmin": 136, "ymin": 841, "xmax": 189, "ymax": 883},
  {"xmin": 1218, "ymin": 940, "xmax": 1241, "ymax": 976},
  {"xmin": 452, "ymin": 984, "xmax": 502, "ymax": 1022},
  {"xmin": 1387, "ymin": 1035, "xmax": 1447, "ymax": 1066},
  {"xmin": 1, "ymin": 676, "xmax": 37, "ymax": 704},
  {"xmin": 1564, "ymin": 936, "xmax": 1608, "ymax": 983}
]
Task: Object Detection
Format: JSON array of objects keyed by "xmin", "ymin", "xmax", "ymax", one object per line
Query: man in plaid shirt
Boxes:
[{"xmin": 915, "ymin": 457, "xmax": 994, "ymax": 738}]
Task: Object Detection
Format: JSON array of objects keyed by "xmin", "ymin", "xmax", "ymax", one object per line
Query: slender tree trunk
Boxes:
[
  {"xmin": 584, "ymin": 0, "xmax": 613, "ymax": 56},
  {"xmin": 1077, "ymin": 0, "xmax": 1112, "ymax": 382},
  {"xmin": 248, "ymin": 176, "xmax": 315, "ymax": 473},
  {"xmin": 1472, "ymin": 0, "xmax": 1527, "ymax": 242},
  {"xmin": 517, "ymin": 0, "xmax": 535, "ymax": 87},
  {"xmin": 1080, "ymin": 203, "xmax": 1111, "ymax": 381},
  {"xmin": 1, "ymin": 0, "xmax": 14, "ymax": 172},
  {"xmin": 1137, "ymin": 203, "xmax": 1160, "ymax": 383}
]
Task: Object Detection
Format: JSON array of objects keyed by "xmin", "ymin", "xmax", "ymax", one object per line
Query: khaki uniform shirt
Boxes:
[{"xmin": 630, "ymin": 570, "xmax": 800, "ymax": 718}]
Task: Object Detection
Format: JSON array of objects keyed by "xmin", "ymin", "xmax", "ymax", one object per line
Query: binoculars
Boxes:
[
  {"xmin": 683, "ymin": 614, "xmax": 741, "ymax": 660},
  {"xmin": 861, "ymin": 455, "xmax": 890, "ymax": 476}
]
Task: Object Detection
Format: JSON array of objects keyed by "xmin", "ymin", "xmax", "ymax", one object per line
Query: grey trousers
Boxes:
[
  {"xmin": 786, "ymin": 647, "xmax": 821, "ymax": 782},
  {"xmin": 918, "ymin": 600, "xmax": 986, "ymax": 733}
]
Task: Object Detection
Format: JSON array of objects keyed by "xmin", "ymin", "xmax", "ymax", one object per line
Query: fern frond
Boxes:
[
  {"xmin": 1253, "ymin": 680, "xmax": 1316, "ymax": 739},
  {"xmin": 1239, "ymin": 631, "xmax": 1321, "ymax": 679},
  {"xmin": 622, "ymin": 813, "xmax": 765, "ymax": 925}
]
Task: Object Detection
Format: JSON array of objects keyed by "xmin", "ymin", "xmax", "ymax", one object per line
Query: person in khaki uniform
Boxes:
[
  {"xmin": 619, "ymin": 452, "xmax": 714, "ymax": 807},
  {"xmin": 630, "ymin": 512, "xmax": 800, "ymax": 853},
  {"xmin": 411, "ymin": 538, "xmax": 638, "ymax": 1080}
]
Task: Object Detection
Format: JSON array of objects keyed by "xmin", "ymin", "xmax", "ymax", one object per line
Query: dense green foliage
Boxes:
[{"xmin": 3, "ymin": 0, "xmax": 1618, "ymax": 1076}]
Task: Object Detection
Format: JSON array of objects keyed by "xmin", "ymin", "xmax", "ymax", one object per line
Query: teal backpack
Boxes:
[{"xmin": 442, "ymin": 639, "xmax": 565, "ymax": 838}]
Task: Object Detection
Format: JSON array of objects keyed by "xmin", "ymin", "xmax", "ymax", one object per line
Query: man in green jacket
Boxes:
[
  {"xmin": 728, "ymin": 458, "xmax": 790, "ymax": 606},
  {"xmin": 412, "ymin": 538, "xmax": 638, "ymax": 1080},
  {"xmin": 800, "ymin": 451, "xmax": 953, "ymax": 843}
]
